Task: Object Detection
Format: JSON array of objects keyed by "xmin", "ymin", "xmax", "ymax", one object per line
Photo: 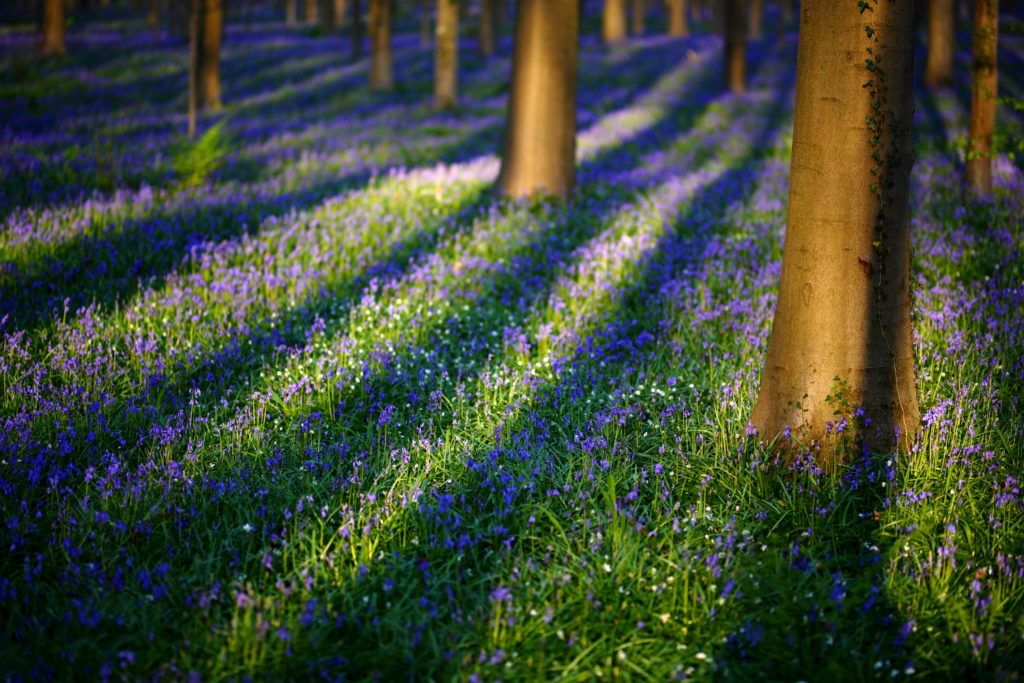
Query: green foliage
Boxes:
[{"xmin": 172, "ymin": 119, "xmax": 235, "ymax": 187}]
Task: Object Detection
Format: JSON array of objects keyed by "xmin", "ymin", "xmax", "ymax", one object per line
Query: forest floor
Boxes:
[{"xmin": 1, "ymin": 8, "xmax": 1024, "ymax": 681}]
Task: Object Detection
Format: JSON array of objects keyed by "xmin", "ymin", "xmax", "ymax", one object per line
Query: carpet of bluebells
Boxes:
[{"xmin": 2, "ymin": 6, "xmax": 1024, "ymax": 681}]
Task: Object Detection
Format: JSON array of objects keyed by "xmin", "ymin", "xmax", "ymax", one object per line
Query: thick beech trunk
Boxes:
[
  {"xmin": 42, "ymin": 0, "xmax": 66, "ymax": 55},
  {"xmin": 751, "ymin": 0, "xmax": 920, "ymax": 456},
  {"xmin": 495, "ymin": 0, "xmax": 578, "ymax": 199},
  {"xmin": 666, "ymin": 0, "xmax": 687, "ymax": 36},
  {"xmin": 966, "ymin": 0, "xmax": 997, "ymax": 195},
  {"xmin": 630, "ymin": 0, "xmax": 645, "ymax": 35},
  {"xmin": 602, "ymin": 0, "xmax": 627, "ymax": 43},
  {"xmin": 479, "ymin": 0, "xmax": 495, "ymax": 56},
  {"xmin": 197, "ymin": 0, "xmax": 222, "ymax": 110},
  {"xmin": 369, "ymin": 0, "xmax": 393, "ymax": 90},
  {"xmin": 723, "ymin": 0, "xmax": 745, "ymax": 93},
  {"xmin": 435, "ymin": 0, "xmax": 458, "ymax": 108},
  {"xmin": 924, "ymin": 0, "xmax": 954, "ymax": 87}
]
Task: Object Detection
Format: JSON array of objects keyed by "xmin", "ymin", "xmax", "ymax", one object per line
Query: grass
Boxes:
[{"xmin": 1, "ymin": 9, "xmax": 1023, "ymax": 682}]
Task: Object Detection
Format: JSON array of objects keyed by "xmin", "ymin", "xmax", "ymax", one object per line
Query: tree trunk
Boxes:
[
  {"xmin": 723, "ymin": 0, "xmax": 745, "ymax": 93},
  {"xmin": 334, "ymin": 0, "xmax": 346, "ymax": 28},
  {"xmin": 41, "ymin": 0, "xmax": 66, "ymax": 55},
  {"xmin": 602, "ymin": 0, "xmax": 627, "ymax": 44},
  {"xmin": 369, "ymin": 0, "xmax": 393, "ymax": 90},
  {"xmin": 751, "ymin": 0, "xmax": 919, "ymax": 457},
  {"xmin": 418, "ymin": 0, "xmax": 431, "ymax": 47},
  {"xmin": 479, "ymin": 0, "xmax": 495, "ymax": 56},
  {"xmin": 197, "ymin": 0, "xmax": 222, "ymax": 110},
  {"xmin": 630, "ymin": 0, "xmax": 645, "ymax": 36},
  {"xmin": 781, "ymin": 0, "xmax": 793, "ymax": 25},
  {"xmin": 305, "ymin": 0, "xmax": 317, "ymax": 24},
  {"xmin": 435, "ymin": 0, "xmax": 458, "ymax": 108},
  {"xmin": 749, "ymin": 0, "xmax": 763, "ymax": 40},
  {"xmin": 666, "ymin": 0, "xmax": 687, "ymax": 36},
  {"xmin": 319, "ymin": 0, "xmax": 334, "ymax": 31},
  {"xmin": 147, "ymin": 0, "xmax": 160, "ymax": 40},
  {"xmin": 495, "ymin": 0, "xmax": 578, "ymax": 199},
  {"xmin": 966, "ymin": 0, "xmax": 997, "ymax": 195},
  {"xmin": 924, "ymin": 0, "xmax": 954, "ymax": 87},
  {"xmin": 285, "ymin": 0, "xmax": 297, "ymax": 24},
  {"xmin": 187, "ymin": 0, "xmax": 199, "ymax": 137},
  {"xmin": 351, "ymin": 0, "xmax": 362, "ymax": 58}
]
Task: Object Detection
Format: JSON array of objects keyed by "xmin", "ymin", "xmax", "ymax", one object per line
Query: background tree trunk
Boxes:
[
  {"xmin": 418, "ymin": 0, "xmax": 431, "ymax": 47},
  {"xmin": 197, "ymin": 0, "xmax": 222, "ymax": 110},
  {"xmin": 924, "ymin": 0, "xmax": 954, "ymax": 87},
  {"xmin": 751, "ymin": 0, "xmax": 919, "ymax": 456},
  {"xmin": 602, "ymin": 0, "xmax": 627, "ymax": 44},
  {"xmin": 723, "ymin": 0, "xmax": 745, "ymax": 93},
  {"xmin": 147, "ymin": 0, "xmax": 160, "ymax": 40},
  {"xmin": 781, "ymin": 0, "xmax": 793, "ymax": 26},
  {"xmin": 749, "ymin": 0, "xmax": 763, "ymax": 40},
  {"xmin": 495, "ymin": 0, "xmax": 579, "ymax": 199},
  {"xmin": 187, "ymin": 0, "xmax": 199, "ymax": 136},
  {"xmin": 435, "ymin": 0, "xmax": 458, "ymax": 108},
  {"xmin": 41, "ymin": 0, "xmax": 66, "ymax": 55},
  {"xmin": 305, "ymin": 0, "xmax": 317, "ymax": 24},
  {"xmin": 285, "ymin": 0, "xmax": 297, "ymax": 25},
  {"xmin": 666, "ymin": 0, "xmax": 687, "ymax": 37},
  {"xmin": 369, "ymin": 0, "xmax": 393, "ymax": 90},
  {"xmin": 351, "ymin": 0, "xmax": 362, "ymax": 58},
  {"xmin": 478, "ymin": 0, "xmax": 495, "ymax": 56},
  {"xmin": 966, "ymin": 0, "xmax": 997, "ymax": 195},
  {"xmin": 630, "ymin": 0, "xmax": 645, "ymax": 36}
]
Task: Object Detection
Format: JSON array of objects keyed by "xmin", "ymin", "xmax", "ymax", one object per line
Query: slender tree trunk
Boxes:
[
  {"xmin": 147, "ymin": 0, "xmax": 160, "ymax": 40},
  {"xmin": 369, "ymin": 0, "xmax": 393, "ymax": 90},
  {"xmin": 305, "ymin": 0, "xmax": 317, "ymax": 24},
  {"xmin": 690, "ymin": 0, "xmax": 701, "ymax": 24},
  {"xmin": 41, "ymin": 0, "xmax": 66, "ymax": 55},
  {"xmin": 187, "ymin": 0, "xmax": 199, "ymax": 137},
  {"xmin": 749, "ymin": 0, "xmax": 763, "ymax": 40},
  {"xmin": 630, "ymin": 0, "xmax": 645, "ymax": 35},
  {"xmin": 495, "ymin": 0, "xmax": 579, "ymax": 199},
  {"xmin": 351, "ymin": 0, "xmax": 362, "ymax": 58},
  {"xmin": 924, "ymin": 0, "xmax": 954, "ymax": 87},
  {"xmin": 967, "ymin": 0, "xmax": 997, "ymax": 195},
  {"xmin": 197, "ymin": 0, "xmax": 222, "ymax": 110},
  {"xmin": 435, "ymin": 0, "xmax": 458, "ymax": 108},
  {"xmin": 479, "ymin": 0, "xmax": 495, "ymax": 56},
  {"xmin": 781, "ymin": 0, "xmax": 793, "ymax": 25},
  {"xmin": 319, "ymin": 0, "xmax": 334, "ymax": 31},
  {"xmin": 285, "ymin": 0, "xmax": 297, "ymax": 24},
  {"xmin": 334, "ymin": 0, "xmax": 346, "ymax": 28},
  {"xmin": 723, "ymin": 0, "xmax": 745, "ymax": 93},
  {"xmin": 666, "ymin": 0, "xmax": 687, "ymax": 36},
  {"xmin": 602, "ymin": 0, "xmax": 627, "ymax": 44},
  {"xmin": 418, "ymin": 0, "xmax": 431, "ymax": 47},
  {"xmin": 751, "ymin": 0, "xmax": 919, "ymax": 457}
]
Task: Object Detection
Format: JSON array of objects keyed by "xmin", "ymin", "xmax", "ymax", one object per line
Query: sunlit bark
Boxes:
[
  {"xmin": 666, "ymin": 0, "xmax": 688, "ymax": 37},
  {"xmin": 435, "ymin": 0, "xmax": 458, "ymax": 108},
  {"xmin": 42, "ymin": 0, "xmax": 66, "ymax": 55},
  {"xmin": 603, "ymin": 0, "xmax": 627, "ymax": 43},
  {"xmin": 495, "ymin": 0, "xmax": 579, "ymax": 199},
  {"xmin": 751, "ymin": 0, "xmax": 920, "ymax": 456},
  {"xmin": 369, "ymin": 0, "xmax": 392, "ymax": 90},
  {"xmin": 924, "ymin": 0, "xmax": 954, "ymax": 87}
]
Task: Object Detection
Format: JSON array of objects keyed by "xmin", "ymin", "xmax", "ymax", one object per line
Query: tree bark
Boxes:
[
  {"xmin": 197, "ymin": 0, "xmax": 222, "ymax": 110},
  {"xmin": 602, "ymin": 0, "xmax": 627, "ymax": 44},
  {"xmin": 435, "ymin": 0, "xmax": 458, "ymax": 108},
  {"xmin": 924, "ymin": 0, "xmax": 954, "ymax": 87},
  {"xmin": 749, "ymin": 0, "xmax": 763, "ymax": 40},
  {"xmin": 305, "ymin": 0, "xmax": 318, "ymax": 24},
  {"xmin": 495, "ymin": 0, "xmax": 578, "ymax": 199},
  {"xmin": 723, "ymin": 0, "xmax": 745, "ymax": 93},
  {"xmin": 781, "ymin": 0, "xmax": 793, "ymax": 25},
  {"xmin": 187, "ymin": 0, "xmax": 199, "ymax": 137},
  {"xmin": 285, "ymin": 0, "xmax": 297, "ymax": 24},
  {"xmin": 967, "ymin": 0, "xmax": 997, "ymax": 195},
  {"xmin": 479, "ymin": 0, "xmax": 495, "ymax": 56},
  {"xmin": 630, "ymin": 0, "xmax": 645, "ymax": 36},
  {"xmin": 41, "ymin": 0, "xmax": 66, "ymax": 55},
  {"xmin": 751, "ymin": 0, "xmax": 920, "ymax": 457},
  {"xmin": 351, "ymin": 0, "xmax": 362, "ymax": 58},
  {"xmin": 369, "ymin": 0, "xmax": 393, "ymax": 90},
  {"xmin": 666, "ymin": 0, "xmax": 687, "ymax": 37}
]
